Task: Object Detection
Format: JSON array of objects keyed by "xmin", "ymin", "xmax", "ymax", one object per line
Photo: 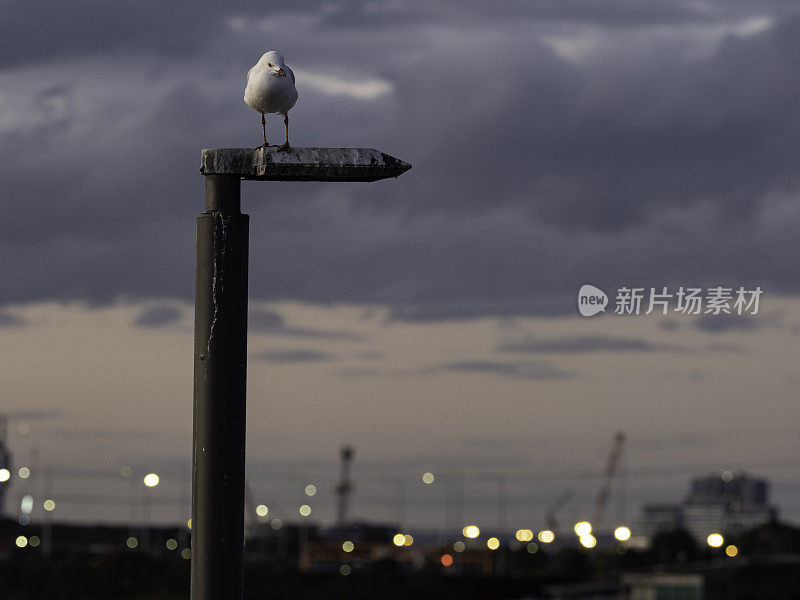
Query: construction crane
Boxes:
[
  {"xmin": 334, "ymin": 446, "xmax": 354, "ymax": 525},
  {"xmin": 592, "ymin": 431, "xmax": 625, "ymax": 533},
  {"xmin": 544, "ymin": 488, "xmax": 574, "ymax": 534}
]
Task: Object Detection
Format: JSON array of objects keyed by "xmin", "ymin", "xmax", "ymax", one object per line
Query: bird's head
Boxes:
[{"xmin": 260, "ymin": 51, "xmax": 287, "ymax": 77}]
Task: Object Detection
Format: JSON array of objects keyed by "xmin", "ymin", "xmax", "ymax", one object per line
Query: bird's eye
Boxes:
[{"xmin": 268, "ymin": 63, "xmax": 272, "ymax": 67}]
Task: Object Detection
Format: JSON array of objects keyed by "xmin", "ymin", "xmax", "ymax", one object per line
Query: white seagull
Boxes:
[{"xmin": 244, "ymin": 51, "xmax": 298, "ymax": 151}]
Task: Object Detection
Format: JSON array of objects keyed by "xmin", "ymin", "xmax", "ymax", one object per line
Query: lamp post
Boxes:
[{"xmin": 191, "ymin": 147, "xmax": 410, "ymax": 600}]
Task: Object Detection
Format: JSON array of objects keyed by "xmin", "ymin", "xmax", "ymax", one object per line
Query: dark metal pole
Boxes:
[{"xmin": 192, "ymin": 174, "xmax": 249, "ymax": 600}]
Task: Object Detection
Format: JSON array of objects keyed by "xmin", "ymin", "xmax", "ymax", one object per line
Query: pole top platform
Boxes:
[{"xmin": 201, "ymin": 147, "xmax": 411, "ymax": 182}]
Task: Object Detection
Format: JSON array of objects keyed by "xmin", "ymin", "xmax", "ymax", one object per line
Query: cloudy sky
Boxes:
[{"xmin": 2, "ymin": 1, "xmax": 800, "ymax": 533}]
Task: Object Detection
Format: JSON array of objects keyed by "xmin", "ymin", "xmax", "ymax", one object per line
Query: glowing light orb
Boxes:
[
  {"xmin": 574, "ymin": 521, "xmax": 592, "ymax": 537},
  {"xmin": 614, "ymin": 526, "xmax": 631, "ymax": 541},
  {"xmin": 538, "ymin": 530, "xmax": 555, "ymax": 543},
  {"xmin": 463, "ymin": 525, "xmax": 480, "ymax": 539}
]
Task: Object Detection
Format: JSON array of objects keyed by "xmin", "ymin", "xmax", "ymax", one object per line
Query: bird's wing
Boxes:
[{"xmin": 284, "ymin": 65, "xmax": 296, "ymax": 85}]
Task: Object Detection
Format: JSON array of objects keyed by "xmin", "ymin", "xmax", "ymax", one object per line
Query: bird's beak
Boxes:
[{"xmin": 277, "ymin": 68, "xmax": 286, "ymax": 77}]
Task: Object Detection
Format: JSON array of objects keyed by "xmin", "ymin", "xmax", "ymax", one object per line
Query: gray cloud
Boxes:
[
  {"xmin": 338, "ymin": 359, "xmax": 573, "ymax": 380},
  {"xmin": 134, "ymin": 305, "xmax": 183, "ymax": 327},
  {"xmin": 1, "ymin": 1, "xmax": 800, "ymax": 322},
  {"xmin": 499, "ymin": 335, "xmax": 678, "ymax": 354},
  {"xmin": 249, "ymin": 309, "xmax": 364, "ymax": 340},
  {"xmin": 254, "ymin": 349, "xmax": 335, "ymax": 362},
  {"xmin": 441, "ymin": 360, "xmax": 573, "ymax": 380},
  {"xmin": 0, "ymin": 311, "xmax": 26, "ymax": 328},
  {"xmin": 692, "ymin": 313, "xmax": 763, "ymax": 333}
]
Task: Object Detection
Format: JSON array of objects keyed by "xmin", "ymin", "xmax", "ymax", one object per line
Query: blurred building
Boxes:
[{"xmin": 639, "ymin": 472, "xmax": 776, "ymax": 542}]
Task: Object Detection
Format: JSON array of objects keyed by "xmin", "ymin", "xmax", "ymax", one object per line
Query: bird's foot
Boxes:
[
  {"xmin": 276, "ymin": 142, "xmax": 291, "ymax": 152},
  {"xmin": 255, "ymin": 143, "xmax": 274, "ymax": 151}
]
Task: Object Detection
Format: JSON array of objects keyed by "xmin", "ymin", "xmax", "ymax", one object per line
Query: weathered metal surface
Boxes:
[
  {"xmin": 201, "ymin": 147, "xmax": 411, "ymax": 182},
  {"xmin": 192, "ymin": 175, "xmax": 248, "ymax": 600}
]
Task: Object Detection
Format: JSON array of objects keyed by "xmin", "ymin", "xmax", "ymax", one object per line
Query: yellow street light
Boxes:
[
  {"xmin": 614, "ymin": 526, "xmax": 631, "ymax": 541},
  {"xmin": 463, "ymin": 525, "xmax": 480, "ymax": 539},
  {"xmin": 538, "ymin": 530, "xmax": 555, "ymax": 543},
  {"xmin": 574, "ymin": 521, "xmax": 592, "ymax": 537}
]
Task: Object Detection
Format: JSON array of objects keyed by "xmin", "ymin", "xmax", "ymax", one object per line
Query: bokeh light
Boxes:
[
  {"xmin": 516, "ymin": 529, "xmax": 534, "ymax": 542},
  {"xmin": 255, "ymin": 504, "xmax": 269, "ymax": 517},
  {"xmin": 143, "ymin": 473, "xmax": 159, "ymax": 487},
  {"xmin": 527, "ymin": 542, "xmax": 539, "ymax": 554},
  {"xmin": 463, "ymin": 525, "xmax": 480, "ymax": 539},
  {"xmin": 453, "ymin": 541, "xmax": 465, "ymax": 552},
  {"xmin": 126, "ymin": 537, "xmax": 138, "ymax": 549},
  {"xmin": 707, "ymin": 533, "xmax": 724, "ymax": 548},
  {"xmin": 18, "ymin": 422, "xmax": 30, "ymax": 434},
  {"xmin": 574, "ymin": 521, "xmax": 592, "ymax": 537},
  {"xmin": 181, "ymin": 549, "xmax": 191, "ymax": 559},
  {"xmin": 29, "ymin": 536, "xmax": 40, "ymax": 547},
  {"xmin": 21, "ymin": 495, "xmax": 33, "ymax": 515},
  {"xmin": 339, "ymin": 565, "xmax": 351, "ymax": 576},
  {"xmin": 422, "ymin": 472, "xmax": 435, "ymax": 484},
  {"xmin": 487, "ymin": 537, "xmax": 500, "ymax": 550},
  {"xmin": 614, "ymin": 526, "xmax": 631, "ymax": 541},
  {"xmin": 299, "ymin": 504, "xmax": 311, "ymax": 517},
  {"xmin": 304, "ymin": 484, "xmax": 317, "ymax": 496},
  {"xmin": 43, "ymin": 499, "xmax": 56, "ymax": 511},
  {"xmin": 120, "ymin": 466, "xmax": 133, "ymax": 478},
  {"xmin": 393, "ymin": 534, "xmax": 405, "ymax": 546},
  {"xmin": 441, "ymin": 554, "xmax": 454, "ymax": 566},
  {"xmin": 538, "ymin": 530, "xmax": 555, "ymax": 543},
  {"xmin": 721, "ymin": 470, "xmax": 734, "ymax": 482},
  {"xmin": 166, "ymin": 539, "xmax": 178, "ymax": 550},
  {"xmin": 18, "ymin": 467, "xmax": 30, "ymax": 479},
  {"xmin": 579, "ymin": 534, "xmax": 597, "ymax": 549},
  {"xmin": 725, "ymin": 544, "xmax": 738, "ymax": 557},
  {"xmin": 15, "ymin": 536, "xmax": 27, "ymax": 548},
  {"xmin": 403, "ymin": 534, "xmax": 414, "ymax": 547},
  {"xmin": 342, "ymin": 541, "xmax": 354, "ymax": 552},
  {"xmin": 0, "ymin": 469, "xmax": 10, "ymax": 482}
]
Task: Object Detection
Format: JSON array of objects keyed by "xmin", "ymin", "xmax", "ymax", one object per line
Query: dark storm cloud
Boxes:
[
  {"xmin": 2, "ymin": 1, "xmax": 800, "ymax": 320},
  {"xmin": 134, "ymin": 305, "xmax": 183, "ymax": 327},
  {"xmin": 253, "ymin": 349, "xmax": 335, "ymax": 362}
]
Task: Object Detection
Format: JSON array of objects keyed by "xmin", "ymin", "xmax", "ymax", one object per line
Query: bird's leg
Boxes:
[
  {"xmin": 276, "ymin": 113, "xmax": 291, "ymax": 152},
  {"xmin": 255, "ymin": 113, "xmax": 270, "ymax": 150}
]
